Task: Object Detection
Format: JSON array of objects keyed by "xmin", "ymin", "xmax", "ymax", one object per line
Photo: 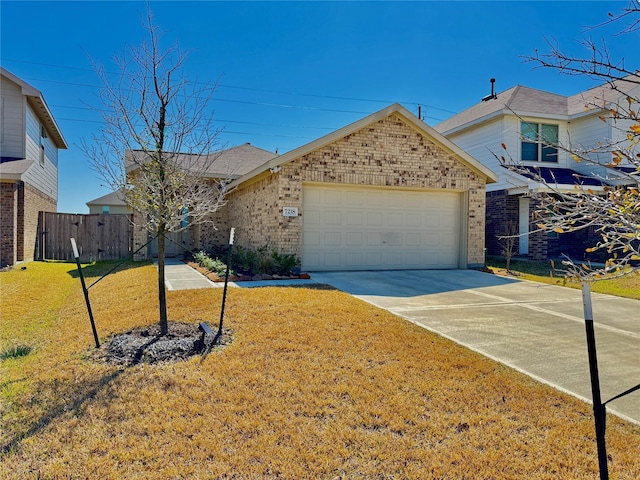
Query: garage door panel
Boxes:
[
  {"xmin": 302, "ymin": 185, "xmax": 461, "ymax": 271},
  {"xmin": 346, "ymin": 211, "xmax": 363, "ymax": 225},
  {"xmin": 388, "ymin": 214, "xmax": 403, "ymax": 227},
  {"xmin": 346, "ymin": 232, "xmax": 363, "ymax": 246},
  {"xmin": 366, "ymin": 212, "xmax": 383, "ymax": 226},
  {"xmin": 324, "ymin": 232, "xmax": 341, "ymax": 246},
  {"xmin": 366, "ymin": 232, "xmax": 382, "ymax": 246},
  {"xmin": 406, "ymin": 232, "xmax": 423, "ymax": 247},
  {"xmin": 406, "ymin": 213, "xmax": 422, "ymax": 228}
]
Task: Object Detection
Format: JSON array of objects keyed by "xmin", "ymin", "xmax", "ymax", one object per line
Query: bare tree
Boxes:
[
  {"xmin": 497, "ymin": 221, "xmax": 519, "ymax": 274},
  {"xmin": 83, "ymin": 8, "xmax": 226, "ymax": 334}
]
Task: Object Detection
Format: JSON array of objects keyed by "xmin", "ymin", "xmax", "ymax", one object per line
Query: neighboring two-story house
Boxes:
[
  {"xmin": 435, "ymin": 76, "xmax": 639, "ymax": 261},
  {"xmin": 0, "ymin": 68, "xmax": 67, "ymax": 267}
]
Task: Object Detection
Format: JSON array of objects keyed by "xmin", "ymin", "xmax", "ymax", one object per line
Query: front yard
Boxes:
[{"xmin": 1, "ymin": 261, "xmax": 639, "ymax": 478}]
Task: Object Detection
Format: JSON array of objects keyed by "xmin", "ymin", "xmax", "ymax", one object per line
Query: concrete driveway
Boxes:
[{"xmin": 310, "ymin": 269, "xmax": 640, "ymax": 424}]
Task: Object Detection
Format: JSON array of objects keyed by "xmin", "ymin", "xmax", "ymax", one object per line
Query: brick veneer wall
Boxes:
[
  {"xmin": 485, "ymin": 190, "xmax": 521, "ymax": 257},
  {"xmin": 0, "ymin": 182, "xmax": 18, "ymax": 267},
  {"xmin": 22, "ymin": 183, "xmax": 56, "ymax": 262},
  {"xmin": 0, "ymin": 181, "xmax": 55, "ymax": 266},
  {"xmin": 226, "ymin": 113, "xmax": 488, "ymax": 266}
]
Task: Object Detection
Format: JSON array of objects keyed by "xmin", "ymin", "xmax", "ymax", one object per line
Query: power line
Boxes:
[{"xmin": 2, "ymin": 57, "xmax": 455, "ymax": 116}]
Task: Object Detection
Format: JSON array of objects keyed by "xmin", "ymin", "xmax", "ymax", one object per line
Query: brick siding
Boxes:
[
  {"xmin": 0, "ymin": 181, "xmax": 55, "ymax": 267},
  {"xmin": 225, "ymin": 113, "xmax": 488, "ymax": 266},
  {"xmin": 0, "ymin": 182, "xmax": 18, "ymax": 267}
]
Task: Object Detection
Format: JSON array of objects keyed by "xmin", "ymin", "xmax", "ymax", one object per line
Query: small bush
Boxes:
[
  {"xmin": 193, "ymin": 251, "xmax": 234, "ymax": 277},
  {"xmin": 1, "ymin": 344, "xmax": 32, "ymax": 360},
  {"xmin": 197, "ymin": 246, "xmax": 300, "ymax": 276},
  {"xmin": 271, "ymin": 250, "xmax": 300, "ymax": 275}
]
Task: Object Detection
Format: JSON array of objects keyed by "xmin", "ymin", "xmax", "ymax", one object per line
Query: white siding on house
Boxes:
[
  {"xmin": 568, "ymin": 114, "xmax": 613, "ymax": 180},
  {"xmin": 0, "ymin": 76, "xmax": 25, "ymax": 158},
  {"xmin": 25, "ymin": 105, "xmax": 40, "ymax": 161},
  {"xmin": 22, "ymin": 106, "xmax": 58, "ymax": 200},
  {"xmin": 447, "ymin": 117, "xmax": 522, "ymax": 192}
]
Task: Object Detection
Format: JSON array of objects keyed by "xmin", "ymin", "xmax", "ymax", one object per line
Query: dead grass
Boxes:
[{"xmin": 1, "ymin": 261, "xmax": 640, "ymax": 479}]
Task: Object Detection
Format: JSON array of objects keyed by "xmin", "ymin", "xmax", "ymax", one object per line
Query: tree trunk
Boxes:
[{"xmin": 157, "ymin": 229, "xmax": 169, "ymax": 335}]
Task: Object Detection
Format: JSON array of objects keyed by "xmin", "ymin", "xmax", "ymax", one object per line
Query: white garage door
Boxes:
[{"xmin": 302, "ymin": 185, "xmax": 462, "ymax": 271}]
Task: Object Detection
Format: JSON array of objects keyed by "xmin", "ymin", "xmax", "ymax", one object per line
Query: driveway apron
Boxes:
[{"xmin": 310, "ymin": 270, "xmax": 640, "ymax": 424}]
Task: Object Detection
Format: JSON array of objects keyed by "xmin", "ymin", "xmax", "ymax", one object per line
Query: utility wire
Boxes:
[{"xmin": 2, "ymin": 57, "xmax": 455, "ymax": 116}]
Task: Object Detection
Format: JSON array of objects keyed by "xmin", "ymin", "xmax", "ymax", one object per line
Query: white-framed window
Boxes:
[
  {"xmin": 102, "ymin": 205, "xmax": 110, "ymax": 214},
  {"xmin": 521, "ymin": 122, "xmax": 558, "ymax": 162}
]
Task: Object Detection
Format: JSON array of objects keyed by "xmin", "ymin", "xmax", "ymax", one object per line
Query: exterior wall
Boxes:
[
  {"xmin": 224, "ymin": 173, "xmax": 281, "ymax": 251},
  {"xmin": 227, "ymin": 113, "xmax": 488, "ymax": 266},
  {"xmin": 21, "ymin": 182, "xmax": 55, "ymax": 262},
  {"xmin": 0, "ymin": 182, "xmax": 18, "ymax": 266},
  {"xmin": 446, "ymin": 117, "xmax": 514, "ymax": 193},
  {"xmin": 88, "ymin": 204, "xmax": 131, "ymax": 215},
  {"xmin": 0, "ymin": 181, "xmax": 54, "ymax": 266},
  {"xmin": 0, "ymin": 76, "xmax": 25, "ymax": 158},
  {"xmin": 485, "ymin": 190, "xmax": 520, "ymax": 257},
  {"xmin": 22, "ymin": 105, "xmax": 58, "ymax": 201},
  {"xmin": 527, "ymin": 197, "xmax": 548, "ymax": 261}
]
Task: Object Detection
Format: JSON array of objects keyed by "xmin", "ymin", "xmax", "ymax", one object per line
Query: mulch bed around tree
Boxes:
[{"xmin": 86, "ymin": 321, "xmax": 234, "ymax": 366}]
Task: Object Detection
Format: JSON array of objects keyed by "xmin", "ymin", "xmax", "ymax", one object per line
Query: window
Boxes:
[
  {"xmin": 521, "ymin": 122, "xmax": 558, "ymax": 162},
  {"xmin": 39, "ymin": 125, "xmax": 47, "ymax": 166},
  {"xmin": 102, "ymin": 206, "xmax": 110, "ymax": 214}
]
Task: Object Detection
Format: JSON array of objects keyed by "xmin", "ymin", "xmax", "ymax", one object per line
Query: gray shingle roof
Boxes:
[
  {"xmin": 435, "ymin": 74, "xmax": 639, "ymax": 135},
  {"xmin": 125, "ymin": 143, "xmax": 278, "ymax": 178}
]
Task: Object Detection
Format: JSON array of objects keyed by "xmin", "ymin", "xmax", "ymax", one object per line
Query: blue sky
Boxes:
[{"xmin": 1, "ymin": 1, "xmax": 636, "ymax": 213}]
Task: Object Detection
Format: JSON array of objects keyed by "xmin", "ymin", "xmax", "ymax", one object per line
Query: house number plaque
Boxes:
[{"xmin": 283, "ymin": 207, "xmax": 298, "ymax": 217}]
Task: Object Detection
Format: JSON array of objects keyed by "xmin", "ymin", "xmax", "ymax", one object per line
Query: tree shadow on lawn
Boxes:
[
  {"xmin": 64, "ymin": 259, "xmax": 153, "ymax": 281},
  {"xmin": 1, "ymin": 368, "xmax": 125, "ymax": 455},
  {"xmin": 1, "ymin": 322, "xmax": 233, "ymax": 456}
]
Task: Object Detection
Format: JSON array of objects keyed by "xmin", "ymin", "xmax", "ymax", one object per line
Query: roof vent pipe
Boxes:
[{"xmin": 482, "ymin": 78, "xmax": 497, "ymax": 102}]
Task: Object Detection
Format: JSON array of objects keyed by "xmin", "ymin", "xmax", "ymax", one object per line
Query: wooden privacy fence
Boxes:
[{"xmin": 36, "ymin": 212, "xmax": 134, "ymax": 262}]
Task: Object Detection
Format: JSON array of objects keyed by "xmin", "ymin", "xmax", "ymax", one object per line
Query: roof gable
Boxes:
[
  {"xmin": 86, "ymin": 189, "xmax": 127, "ymax": 206},
  {"xmin": 232, "ymin": 103, "xmax": 498, "ymax": 186}
]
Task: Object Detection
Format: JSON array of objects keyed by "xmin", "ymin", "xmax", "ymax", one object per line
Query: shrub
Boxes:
[
  {"xmin": 271, "ymin": 250, "xmax": 300, "ymax": 275},
  {"xmin": 198, "ymin": 246, "xmax": 300, "ymax": 276},
  {"xmin": 193, "ymin": 251, "xmax": 234, "ymax": 277}
]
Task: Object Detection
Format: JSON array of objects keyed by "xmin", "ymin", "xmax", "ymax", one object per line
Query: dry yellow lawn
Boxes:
[{"xmin": 1, "ymin": 261, "xmax": 639, "ymax": 479}]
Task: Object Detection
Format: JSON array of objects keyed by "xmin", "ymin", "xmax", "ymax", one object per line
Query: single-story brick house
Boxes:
[{"xmin": 133, "ymin": 103, "xmax": 498, "ymax": 270}]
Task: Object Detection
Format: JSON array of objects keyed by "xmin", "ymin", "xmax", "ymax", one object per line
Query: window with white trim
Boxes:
[{"xmin": 521, "ymin": 122, "xmax": 558, "ymax": 162}]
